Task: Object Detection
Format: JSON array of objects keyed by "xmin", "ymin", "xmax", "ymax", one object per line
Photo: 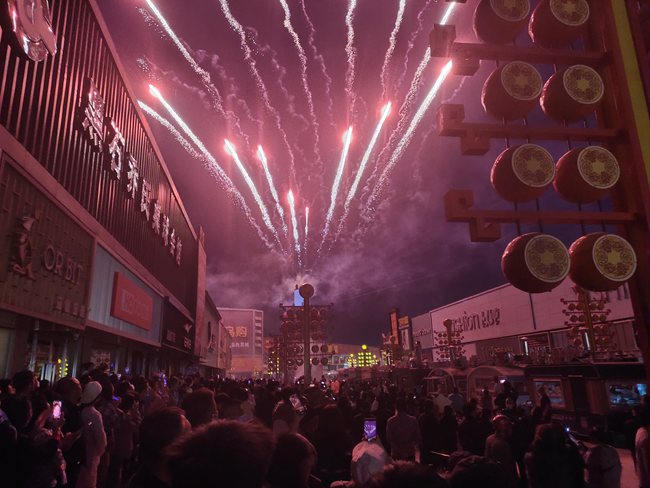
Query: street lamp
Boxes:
[{"xmin": 299, "ymin": 283, "xmax": 315, "ymax": 384}]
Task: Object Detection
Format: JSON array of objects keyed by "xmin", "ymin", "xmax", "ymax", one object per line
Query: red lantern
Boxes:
[
  {"xmin": 502, "ymin": 233, "xmax": 570, "ymax": 293},
  {"xmin": 491, "ymin": 144, "xmax": 555, "ymax": 202},
  {"xmin": 529, "ymin": 0, "xmax": 590, "ymax": 48},
  {"xmin": 540, "ymin": 65, "xmax": 604, "ymax": 123},
  {"xmin": 554, "ymin": 146, "xmax": 620, "ymax": 203},
  {"xmin": 473, "ymin": 0, "xmax": 531, "ymax": 44},
  {"xmin": 569, "ymin": 233, "xmax": 637, "ymax": 291},
  {"xmin": 482, "ymin": 62, "xmax": 543, "ymax": 120}
]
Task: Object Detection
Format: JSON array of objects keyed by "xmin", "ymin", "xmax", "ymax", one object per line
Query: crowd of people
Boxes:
[{"xmin": 0, "ymin": 366, "xmax": 649, "ymax": 488}]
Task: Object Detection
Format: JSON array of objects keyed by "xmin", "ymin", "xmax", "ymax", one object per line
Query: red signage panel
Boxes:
[{"xmin": 110, "ymin": 272, "xmax": 153, "ymax": 330}]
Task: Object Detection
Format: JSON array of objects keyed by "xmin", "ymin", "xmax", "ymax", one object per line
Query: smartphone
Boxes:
[
  {"xmin": 52, "ymin": 400, "xmax": 62, "ymax": 420},
  {"xmin": 363, "ymin": 418, "xmax": 377, "ymax": 441},
  {"xmin": 289, "ymin": 394, "xmax": 303, "ymax": 411}
]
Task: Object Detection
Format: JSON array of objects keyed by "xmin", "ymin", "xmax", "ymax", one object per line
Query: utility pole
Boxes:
[{"xmin": 300, "ymin": 283, "xmax": 314, "ymax": 384}]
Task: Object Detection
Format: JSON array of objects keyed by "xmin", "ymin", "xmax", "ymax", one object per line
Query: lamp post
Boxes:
[{"xmin": 299, "ymin": 283, "xmax": 315, "ymax": 384}]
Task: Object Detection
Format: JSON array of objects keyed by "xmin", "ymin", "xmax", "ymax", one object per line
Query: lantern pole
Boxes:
[{"xmin": 299, "ymin": 284, "xmax": 315, "ymax": 385}]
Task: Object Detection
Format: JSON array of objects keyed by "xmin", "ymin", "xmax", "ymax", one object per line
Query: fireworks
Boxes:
[
  {"xmin": 380, "ymin": 0, "xmax": 406, "ymax": 101},
  {"xmin": 321, "ymin": 127, "xmax": 353, "ymax": 247},
  {"xmin": 287, "ymin": 190, "xmax": 301, "ymax": 256},
  {"xmin": 257, "ymin": 145, "xmax": 288, "ymax": 235},
  {"xmin": 344, "ymin": 0, "xmax": 358, "ymax": 118}
]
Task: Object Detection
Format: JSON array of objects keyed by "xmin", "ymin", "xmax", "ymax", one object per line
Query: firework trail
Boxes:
[
  {"xmin": 139, "ymin": 97, "xmax": 273, "ymax": 249},
  {"xmin": 257, "ymin": 145, "xmax": 288, "ymax": 235},
  {"xmin": 366, "ymin": 61, "xmax": 453, "ymax": 211},
  {"xmin": 219, "ymin": 0, "xmax": 297, "ymax": 183},
  {"xmin": 321, "ymin": 127, "xmax": 354, "ymax": 248},
  {"xmin": 300, "ymin": 0, "xmax": 334, "ymax": 127},
  {"xmin": 278, "ymin": 0, "xmax": 323, "ymax": 167},
  {"xmin": 304, "ymin": 206, "xmax": 310, "ymax": 249},
  {"xmin": 224, "ymin": 140, "xmax": 279, "ymax": 242},
  {"xmin": 380, "ymin": 0, "xmax": 406, "ymax": 102},
  {"xmin": 287, "ymin": 190, "xmax": 302, "ymax": 257},
  {"xmin": 331, "ymin": 103, "xmax": 391, "ymax": 246},
  {"xmin": 344, "ymin": 0, "xmax": 358, "ymax": 119},
  {"xmin": 395, "ymin": 0, "xmax": 435, "ymax": 94}
]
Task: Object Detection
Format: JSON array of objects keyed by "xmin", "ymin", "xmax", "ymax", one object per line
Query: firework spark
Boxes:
[
  {"xmin": 395, "ymin": 0, "xmax": 435, "ymax": 93},
  {"xmin": 300, "ymin": 0, "xmax": 334, "ymax": 127},
  {"xmin": 257, "ymin": 145, "xmax": 288, "ymax": 235},
  {"xmin": 219, "ymin": 0, "xmax": 297, "ymax": 183},
  {"xmin": 304, "ymin": 206, "xmax": 310, "ymax": 246},
  {"xmin": 279, "ymin": 0, "xmax": 322, "ymax": 168},
  {"xmin": 368, "ymin": 61, "xmax": 453, "ymax": 208},
  {"xmin": 321, "ymin": 127, "xmax": 354, "ymax": 247},
  {"xmin": 287, "ymin": 190, "xmax": 301, "ymax": 256},
  {"xmin": 142, "ymin": 91, "xmax": 273, "ymax": 249},
  {"xmin": 224, "ymin": 140, "xmax": 279, "ymax": 241},
  {"xmin": 331, "ymin": 102, "xmax": 391, "ymax": 245},
  {"xmin": 344, "ymin": 0, "xmax": 358, "ymax": 119},
  {"xmin": 380, "ymin": 0, "xmax": 406, "ymax": 101}
]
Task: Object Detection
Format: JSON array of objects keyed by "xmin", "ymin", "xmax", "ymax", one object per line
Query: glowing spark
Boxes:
[
  {"xmin": 287, "ymin": 190, "xmax": 301, "ymax": 255},
  {"xmin": 380, "ymin": 0, "xmax": 406, "ymax": 101},
  {"xmin": 440, "ymin": 2, "xmax": 456, "ymax": 25},
  {"xmin": 321, "ymin": 127, "xmax": 353, "ymax": 244},
  {"xmin": 139, "ymin": 95, "xmax": 273, "ymax": 249},
  {"xmin": 219, "ymin": 0, "xmax": 297, "ymax": 182},
  {"xmin": 257, "ymin": 145, "xmax": 288, "ymax": 235},
  {"xmin": 278, "ymin": 0, "xmax": 322, "ymax": 170},
  {"xmin": 331, "ymin": 103, "xmax": 391, "ymax": 245},
  {"xmin": 224, "ymin": 140, "xmax": 278, "ymax": 240},
  {"xmin": 300, "ymin": 0, "xmax": 334, "ymax": 127},
  {"xmin": 305, "ymin": 206, "xmax": 309, "ymax": 243},
  {"xmin": 144, "ymin": 0, "xmax": 227, "ymax": 119},
  {"xmin": 369, "ymin": 61, "xmax": 453, "ymax": 207},
  {"xmin": 344, "ymin": 0, "xmax": 358, "ymax": 118},
  {"xmin": 396, "ymin": 0, "xmax": 434, "ymax": 92}
]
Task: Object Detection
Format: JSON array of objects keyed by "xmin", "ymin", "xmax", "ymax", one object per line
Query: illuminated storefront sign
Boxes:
[
  {"xmin": 77, "ymin": 78, "xmax": 182, "ymax": 266},
  {"xmin": 110, "ymin": 272, "xmax": 154, "ymax": 330},
  {"xmin": 6, "ymin": 0, "xmax": 57, "ymax": 62}
]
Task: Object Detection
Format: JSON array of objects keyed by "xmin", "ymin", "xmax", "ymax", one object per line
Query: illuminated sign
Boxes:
[
  {"xmin": 77, "ymin": 78, "xmax": 182, "ymax": 266},
  {"xmin": 110, "ymin": 272, "xmax": 153, "ymax": 330},
  {"xmin": 7, "ymin": 0, "xmax": 57, "ymax": 62}
]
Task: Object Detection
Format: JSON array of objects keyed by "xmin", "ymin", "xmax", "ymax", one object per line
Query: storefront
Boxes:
[{"xmin": 0, "ymin": 0, "xmax": 204, "ymax": 378}]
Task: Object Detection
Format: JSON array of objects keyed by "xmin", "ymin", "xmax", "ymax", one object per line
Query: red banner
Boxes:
[{"xmin": 110, "ymin": 272, "xmax": 153, "ymax": 330}]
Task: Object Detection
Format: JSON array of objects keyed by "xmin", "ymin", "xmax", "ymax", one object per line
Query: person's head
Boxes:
[
  {"xmin": 395, "ymin": 397, "xmax": 407, "ymax": 413},
  {"xmin": 453, "ymin": 387, "xmax": 459, "ymax": 395},
  {"xmin": 0, "ymin": 378, "xmax": 15, "ymax": 396},
  {"xmin": 12, "ymin": 370, "xmax": 37, "ymax": 396},
  {"xmin": 491, "ymin": 415, "xmax": 512, "ymax": 439},
  {"xmin": 56, "ymin": 377, "xmax": 82, "ymax": 405},
  {"xmin": 167, "ymin": 420, "xmax": 275, "ymax": 488},
  {"xmin": 505, "ymin": 397, "xmax": 516, "ymax": 410},
  {"xmin": 119, "ymin": 391, "xmax": 139, "ymax": 413},
  {"xmin": 218, "ymin": 398, "xmax": 243, "ymax": 420},
  {"xmin": 443, "ymin": 405, "xmax": 454, "ymax": 417},
  {"xmin": 267, "ymin": 433, "xmax": 316, "ymax": 488},
  {"xmin": 366, "ymin": 461, "xmax": 448, "ymax": 488},
  {"xmin": 181, "ymin": 388, "xmax": 217, "ymax": 428},
  {"xmin": 423, "ymin": 399, "xmax": 435, "ymax": 415},
  {"xmin": 350, "ymin": 440, "xmax": 392, "ymax": 485},
  {"xmin": 448, "ymin": 455, "xmax": 507, "ymax": 488},
  {"xmin": 532, "ymin": 423, "xmax": 566, "ymax": 451},
  {"xmin": 80, "ymin": 381, "xmax": 103, "ymax": 406},
  {"xmin": 139, "ymin": 407, "xmax": 191, "ymax": 467},
  {"xmin": 280, "ymin": 386, "xmax": 294, "ymax": 403}
]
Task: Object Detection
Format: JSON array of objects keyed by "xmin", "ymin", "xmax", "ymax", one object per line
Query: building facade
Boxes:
[
  {"xmin": 0, "ymin": 0, "xmax": 205, "ymax": 380},
  {"xmin": 411, "ymin": 280, "xmax": 638, "ymax": 367},
  {"xmin": 219, "ymin": 308, "xmax": 264, "ymax": 378}
]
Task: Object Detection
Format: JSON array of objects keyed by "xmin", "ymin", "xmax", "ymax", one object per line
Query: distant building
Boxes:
[
  {"xmin": 200, "ymin": 293, "xmax": 231, "ymax": 376},
  {"xmin": 220, "ymin": 308, "xmax": 264, "ymax": 378}
]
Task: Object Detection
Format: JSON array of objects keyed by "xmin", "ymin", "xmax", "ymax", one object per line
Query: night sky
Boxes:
[{"xmin": 95, "ymin": 0, "xmax": 604, "ymax": 345}]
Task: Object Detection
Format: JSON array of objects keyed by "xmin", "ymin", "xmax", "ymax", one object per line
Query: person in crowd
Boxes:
[
  {"xmin": 77, "ymin": 380, "xmax": 108, "ymax": 488},
  {"xmin": 365, "ymin": 461, "xmax": 448, "ymax": 488},
  {"xmin": 13, "ymin": 369, "xmax": 38, "ymax": 398},
  {"xmin": 180, "ymin": 388, "xmax": 217, "ymax": 428},
  {"xmin": 127, "ymin": 407, "xmax": 191, "ymax": 488},
  {"xmin": 166, "ymin": 420, "xmax": 274, "ymax": 488},
  {"xmin": 440, "ymin": 405, "xmax": 458, "ymax": 454},
  {"xmin": 636, "ymin": 407, "xmax": 650, "ymax": 488},
  {"xmin": 524, "ymin": 423, "xmax": 585, "ymax": 488},
  {"xmin": 267, "ymin": 433, "xmax": 321, "ymax": 488},
  {"xmin": 56, "ymin": 376, "xmax": 85, "ymax": 488},
  {"xmin": 332, "ymin": 438, "xmax": 392, "ymax": 488},
  {"xmin": 385, "ymin": 397, "xmax": 421, "ymax": 462},
  {"xmin": 312, "ymin": 404, "xmax": 353, "ymax": 485},
  {"xmin": 418, "ymin": 399, "xmax": 442, "ymax": 465},
  {"xmin": 272, "ymin": 386, "xmax": 298, "ymax": 435},
  {"xmin": 459, "ymin": 401, "xmax": 489, "ymax": 455},
  {"xmin": 96, "ymin": 377, "xmax": 120, "ymax": 488},
  {"xmin": 484, "ymin": 415, "xmax": 518, "ymax": 488},
  {"xmin": 481, "ymin": 388, "xmax": 494, "ymax": 414},
  {"xmin": 584, "ymin": 427, "xmax": 621, "ymax": 488},
  {"xmin": 1, "ymin": 394, "xmax": 32, "ymax": 487},
  {"xmin": 448, "ymin": 387, "xmax": 465, "ymax": 414},
  {"xmin": 107, "ymin": 391, "xmax": 141, "ymax": 488},
  {"xmin": 447, "ymin": 455, "xmax": 509, "ymax": 488}
]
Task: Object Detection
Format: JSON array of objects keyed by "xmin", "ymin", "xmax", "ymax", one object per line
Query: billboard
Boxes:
[
  {"xmin": 219, "ymin": 309, "xmax": 259, "ymax": 357},
  {"xmin": 411, "ymin": 313, "xmax": 433, "ymax": 350}
]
